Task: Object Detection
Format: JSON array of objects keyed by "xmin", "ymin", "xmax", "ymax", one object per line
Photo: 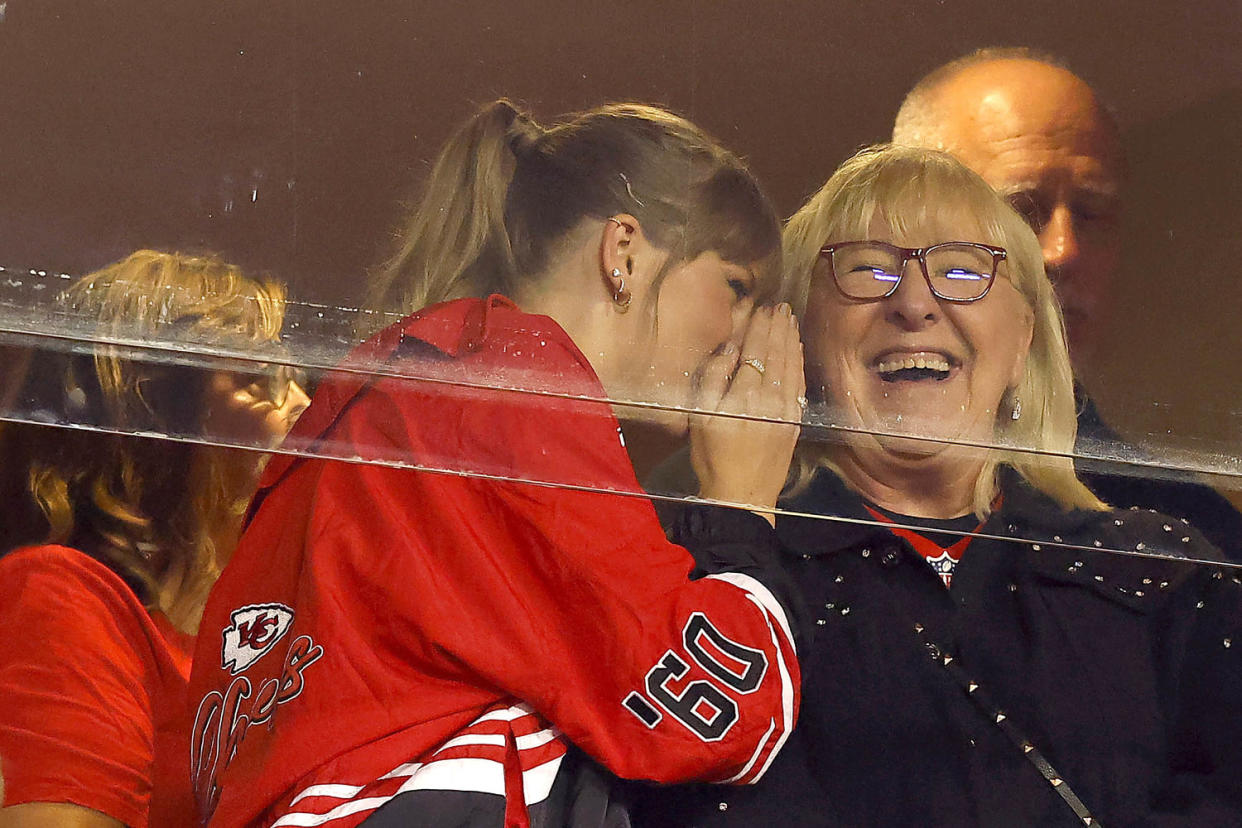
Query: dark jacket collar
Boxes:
[
  {"xmin": 777, "ymin": 464, "xmax": 1098, "ymax": 558},
  {"xmin": 778, "ymin": 465, "xmax": 1210, "ymax": 614}
]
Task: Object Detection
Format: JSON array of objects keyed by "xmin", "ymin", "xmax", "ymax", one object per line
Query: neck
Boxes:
[
  {"xmin": 162, "ymin": 447, "xmax": 265, "ymax": 634},
  {"xmin": 515, "ymin": 256, "xmax": 680, "ymax": 480},
  {"xmin": 831, "ymin": 444, "xmax": 984, "ymax": 519},
  {"xmin": 513, "ymin": 253, "xmax": 623, "ymax": 393}
]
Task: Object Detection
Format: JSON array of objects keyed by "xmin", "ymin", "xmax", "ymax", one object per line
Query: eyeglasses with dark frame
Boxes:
[{"xmin": 819, "ymin": 240, "xmax": 1007, "ymax": 303}]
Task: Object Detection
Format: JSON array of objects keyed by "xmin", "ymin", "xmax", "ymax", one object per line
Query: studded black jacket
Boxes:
[{"xmin": 634, "ymin": 468, "xmax": 1242, "ymax": 827}]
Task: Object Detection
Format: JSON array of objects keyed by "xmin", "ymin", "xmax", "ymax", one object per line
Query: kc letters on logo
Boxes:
[
  {"xmin": 221, "ymin": 602, "xmax": 295, "ymax": 674},
  {"xmin": 192, "ymin": 603, "xmax": 323, "ymax": 820}
]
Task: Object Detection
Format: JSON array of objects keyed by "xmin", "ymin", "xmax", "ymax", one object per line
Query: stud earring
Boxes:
[
  {"xmin": 611, "ymin": 267, "xmax": 632, "ymax": 311},
  {"xmin": 1010, "ymin": 395, "xmax": 1022, "ymax": 421}
]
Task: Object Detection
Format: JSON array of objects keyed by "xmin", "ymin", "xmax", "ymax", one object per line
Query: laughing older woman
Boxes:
[{"xmin": 636, "ymin": 145, "xmax": 1242, "ymax": 827}]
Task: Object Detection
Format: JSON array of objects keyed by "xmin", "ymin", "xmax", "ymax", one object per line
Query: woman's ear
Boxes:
[
  {"xmin": 600, "ymin": 214, "xmax": 664, "ymax": 309},
  {"xmin": 600, "ymin": 214, "xmax": 638, "ymax": 281},
  {"xmin": 1009, "ymin": 305, "xmax": 1035, "ymax": 389}
]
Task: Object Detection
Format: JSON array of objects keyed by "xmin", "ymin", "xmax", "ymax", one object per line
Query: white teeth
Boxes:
[{"xmin": 875, "ymin": 353, "xmax": 952, "ymax": 374}]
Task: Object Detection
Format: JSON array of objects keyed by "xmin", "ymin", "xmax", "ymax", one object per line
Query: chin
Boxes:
[
  {"xmin": 864, "ymin": 414, "xmax": 993, "ymax": 462},
  {"xmin": 861, "ymin": 431, "xmax": 957, "ymax": 467},
  {"xmin": 875, "ymin": 433, "xmax": 944, "ymax": 458}
]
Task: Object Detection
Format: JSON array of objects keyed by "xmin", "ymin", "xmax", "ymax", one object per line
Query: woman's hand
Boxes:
[{"xmin": 690, "ymin": 304, "xmax": 805, "ymax": 525}]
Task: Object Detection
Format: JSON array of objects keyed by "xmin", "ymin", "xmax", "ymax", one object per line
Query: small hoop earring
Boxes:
[
  {"xmin": 1010, "ymin": 395, "xmax": 1022, "ymax": 421},
  {"xmin": 611, "ymin": 267, "xmax": 632, "ymax": 312}
]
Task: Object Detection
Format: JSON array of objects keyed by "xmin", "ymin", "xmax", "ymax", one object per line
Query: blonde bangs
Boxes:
[{"xmin": 65, "ymin": 250, "xmax": 287, "ymax": 352}]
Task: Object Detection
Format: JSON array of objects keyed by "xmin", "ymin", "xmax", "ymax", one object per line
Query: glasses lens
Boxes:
[
  {"xmin": 832, "ymin": 244, "xmax": 903, "ymax": 299},
  {"xmin": 925, "ymin": 244, "xmax": 995, "ymax": 300}
]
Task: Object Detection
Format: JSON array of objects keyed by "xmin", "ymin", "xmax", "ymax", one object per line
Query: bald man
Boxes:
[
  {"xmin": 894, "ymin": 50, "xmax": 1122, "ymax": 369},
  {"xmin": 893, "ymin": 47, "xmax": 1242, "ymax": 561}
]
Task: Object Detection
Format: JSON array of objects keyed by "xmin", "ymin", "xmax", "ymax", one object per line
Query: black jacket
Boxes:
[
  {"xmin": 1074, "ymin": 390, "xmax": 1242, "ymax": 563},
  {"xmin": 635, "ymin": 469, "xmax": 1242, "ymax": 827}
]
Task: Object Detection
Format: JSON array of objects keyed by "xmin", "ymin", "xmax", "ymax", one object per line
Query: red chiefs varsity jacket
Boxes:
[{"xmin": 185, "ymin": 296, "xmax": 801, "ymax": 827}]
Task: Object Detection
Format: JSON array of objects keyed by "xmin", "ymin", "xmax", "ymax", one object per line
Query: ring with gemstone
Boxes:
[{"xmin": 741, "ymin": 357, "xmax": 766, "ymax": 377}]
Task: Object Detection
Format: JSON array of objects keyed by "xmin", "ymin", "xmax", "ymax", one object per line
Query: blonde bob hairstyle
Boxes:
[
  {"xmin": 0, "ymin": 250, "xmax": 287, "ymax": 631},
  {"xmin": 782, "ymin": 144, "xmax": 1105, "ymax": 516}
]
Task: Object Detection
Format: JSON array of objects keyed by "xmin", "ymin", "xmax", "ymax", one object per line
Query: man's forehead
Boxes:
[{"xmin": 934, "ymin": 60, "xmax": 1122, "ymax": 178}]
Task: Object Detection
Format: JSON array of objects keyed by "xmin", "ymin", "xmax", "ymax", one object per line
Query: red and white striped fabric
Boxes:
[{"xmin": 271, "ymin": 702, "xmax": 566, "ymax": 828}]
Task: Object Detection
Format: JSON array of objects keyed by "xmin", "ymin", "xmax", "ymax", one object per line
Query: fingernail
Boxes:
[{"xmin": 777, "ymin": 302, "xmax": 791, "ymax": 315}]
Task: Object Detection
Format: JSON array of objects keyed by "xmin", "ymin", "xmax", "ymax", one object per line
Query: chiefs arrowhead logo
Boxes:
[{"xmin": 221, "ymin": 603, "xmax": 295, "ymax": 674}]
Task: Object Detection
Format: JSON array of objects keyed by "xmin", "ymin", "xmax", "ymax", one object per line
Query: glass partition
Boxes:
[{"xmin": 2, "ymin": 3, "xmax": 1241, "ymax": 569}]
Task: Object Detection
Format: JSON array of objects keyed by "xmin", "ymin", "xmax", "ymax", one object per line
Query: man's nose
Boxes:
[
  {"xmin": 885, "ymin": 259, "xmax": 940, "ymax": 330},
  {"xmin": 1039, "ymin": 203, "xmax": 1081, "ymax": 278}
]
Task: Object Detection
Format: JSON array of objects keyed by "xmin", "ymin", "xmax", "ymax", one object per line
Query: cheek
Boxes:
[
  {"xmin": 957, "ymin": 301, "xmax": 1029, "ymax": 388},
  {"xmin": 678, "ymin": 306, "xmax": 733, "ymax": 361},
  {"xmin": 660, "ymin": 281, "xmax": 734, "ymax": 352},
  {"xmin": 804, "ymin": 298, "xmax": 862, "ymax": 391},
  {"xmin": 1080, "ymin": 240, "xmax": 1121, "ymax": 296}
]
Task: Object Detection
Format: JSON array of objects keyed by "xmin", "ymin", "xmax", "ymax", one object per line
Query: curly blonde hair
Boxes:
[{"xmin": 1, "ymin": 250, "xmax": 287, "ymax": 630}]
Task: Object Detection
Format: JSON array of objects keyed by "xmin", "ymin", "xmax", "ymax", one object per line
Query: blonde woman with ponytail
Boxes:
[
  {"xmin": 0, "ymin": 250, "xmax": 307, "ymax": 828},
  {"xmin": 188, "ymin": 100, "xmax": 807, "ymax": 827}
]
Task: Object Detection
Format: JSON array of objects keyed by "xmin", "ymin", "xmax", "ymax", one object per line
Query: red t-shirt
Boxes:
[
  {"xmin": 0, "ymin": 544, "xmax": 194, "ymax": 827},
  {"xmin": 186, "ymin": 296, "xmax": 800, "ymax": 827}
]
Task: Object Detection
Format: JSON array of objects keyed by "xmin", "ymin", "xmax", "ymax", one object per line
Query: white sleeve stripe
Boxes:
[
  {"xmin": 470, "ymin": 703, "xmax": 536, "ymax": 725},
  {"xmin": 272, "ymin": 795, "xmax": 395, "ymax": 827},
  {"xmin": 288, "ymin": 783, "xmax": 365, "ymax": 806},
  {"xmin": 379, "ymin": 761, "xmax": 423, "ymax": 780},
  {"xmin": 701, "ymin": 575, "xmax": 796, "ymax": 785},
  {"xmin": 273, "ymin": 754, "xmax": 567, "ymax": 826},
  {"xmin": 724, "ymin": 593, "xmax": 794, "ymax": 784},
  {"xmin": 746, "ymin": 593, "xmax": 796, "ymax": 783},
  {"xmin": 518, "ymin": 754, "xmax": 564, "ymax": 805},
  {"xmin": 720, "ymin": 716, "xmax": 776, "ymax": 784},
  {"xmin": 514, "ymin": 727, "xmax": 560, "ymax": 750},
  {"xmin": 702, "ymin": 572, "xmax": 796, "ymax": 656},
  {"xmin": 434, "ymin": 728, "xmax": 558, "ymax": 753},
  {"xmin": 434, "ymin": 732, "xmax": 506, "ymax": 752}
]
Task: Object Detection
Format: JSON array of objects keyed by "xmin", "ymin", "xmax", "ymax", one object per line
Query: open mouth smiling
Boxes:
[{"xmin": 871, "ymin": 350, "xmax": 960, "ymax": 383}]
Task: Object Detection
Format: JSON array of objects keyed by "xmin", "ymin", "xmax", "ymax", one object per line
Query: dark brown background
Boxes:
[{"xmin": 1, "ymin": 0, "xmax": 1240, "ymax": 484}]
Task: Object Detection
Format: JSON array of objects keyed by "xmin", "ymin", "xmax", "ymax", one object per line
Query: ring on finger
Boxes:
[
  {"xmin": 796, "ymin": 394, "xmax": 809, "ymax": 409},
  {"xmin": 741, "ymin": 357, "xmax": 766, "ymax": 377}
]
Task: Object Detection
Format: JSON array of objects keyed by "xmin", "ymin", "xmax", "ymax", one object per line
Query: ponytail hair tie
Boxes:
[{"xmin": 500, "ymin": 104, "xmax": 544, "ymax": 160}]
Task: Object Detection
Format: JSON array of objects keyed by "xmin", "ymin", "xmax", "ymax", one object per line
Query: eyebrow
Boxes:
[{"xmin": 1001, "ymin": 179, "xmax": 1120, "ymax": 199}]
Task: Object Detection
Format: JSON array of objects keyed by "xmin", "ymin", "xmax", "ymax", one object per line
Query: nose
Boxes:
[
  {"xmin": 1039, "ymin": 203, "xmax": 1080, "ymax": 279},
  {"xmin": 884, "ymin": 257, "xmax": 940, "ymax": 330},
  {"xmin": 279, "ymin": 381, "xmax": 311, "ymax": 431}
]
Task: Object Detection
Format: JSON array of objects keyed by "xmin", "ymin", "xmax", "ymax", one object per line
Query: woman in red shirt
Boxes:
[
  {"xmin": 0, "ymin": 250, "xmax": 308, "ymax": 827},
  {"xmin": 187, "ymin": 100, "xmax": 806, "ymax": 827}
]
